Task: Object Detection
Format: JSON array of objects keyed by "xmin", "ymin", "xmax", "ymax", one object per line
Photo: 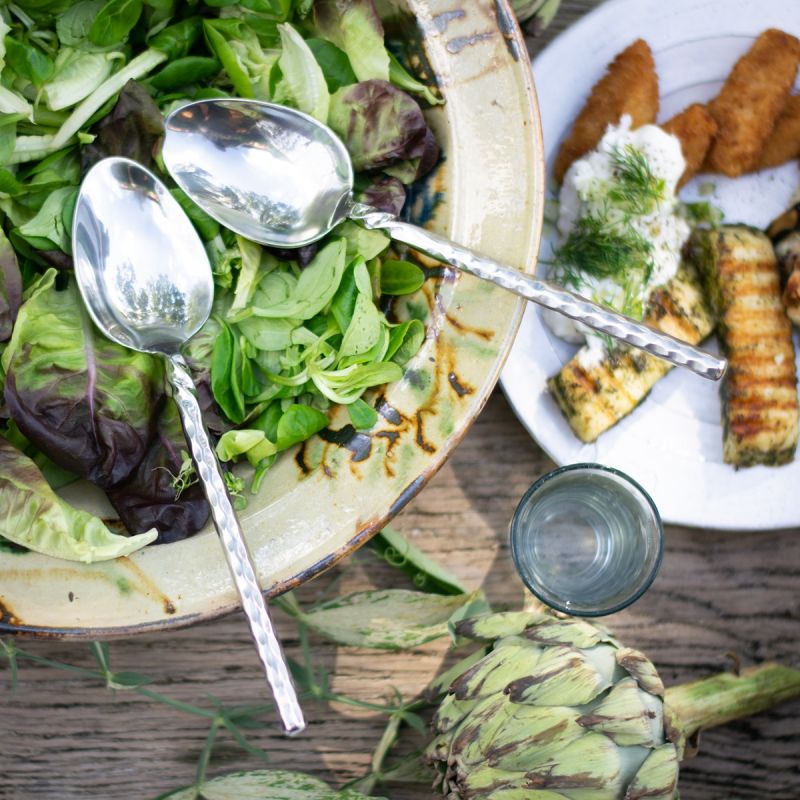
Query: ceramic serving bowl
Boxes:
[{"xmin": 0, "ymin": 0, "xmax": 544, "ymax": 637}]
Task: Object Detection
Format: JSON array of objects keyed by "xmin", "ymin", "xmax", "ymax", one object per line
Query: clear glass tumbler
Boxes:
[{"xmin": 509, "ymin": 463, "xmax": 663, "ymax": 617}]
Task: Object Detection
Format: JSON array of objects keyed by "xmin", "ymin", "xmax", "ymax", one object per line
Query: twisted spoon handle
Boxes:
[
  {"xmin": 350, "ymin": 204, "xmax": 726, "ymax": 381},
  {"xmin": 166, "ymin": 354, "xmax": 305, "ymax": 736}
]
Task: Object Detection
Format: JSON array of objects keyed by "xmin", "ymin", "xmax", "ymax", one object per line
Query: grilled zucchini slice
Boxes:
[
  {"xmin": 767, "ymin": 201, "xmax": 800, "ymax": 326},
  {"xmin": 687, "ymin": 225, "xmax": 799, "ymax": 466},
  {"xmin": 548, "ymin": 264, "xmax": 715, "ymax": 443}
]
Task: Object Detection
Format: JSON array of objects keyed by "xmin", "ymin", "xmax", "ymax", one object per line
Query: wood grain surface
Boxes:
[{"xmin": 2, "ymin": 3, "xmax": 800, "ymax": 798}]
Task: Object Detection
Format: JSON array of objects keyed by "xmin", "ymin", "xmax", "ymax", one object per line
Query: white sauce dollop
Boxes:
[{"xmin": 545, "ymin": 116, "xmax": 690, "ymax": 367}]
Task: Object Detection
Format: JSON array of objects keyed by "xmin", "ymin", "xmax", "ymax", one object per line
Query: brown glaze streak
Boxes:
[
  {"xmin": 294, "ymin": 441, "xmax": 312, "ymax": 475},
  {"xmin": 444, "ymin": 309, "xmax": 495, "ymax": 340},
  {"xmin": 118, "ymin": 557, "xmax": 177, "ymax": 616},
  {"xmin": 0, "ymin": 597, "xmax": 19, "ymax": 627},
  {"xmin": 448, "ymin": 371, "xmax": 474, "ymax": 397},
  {"xmin": 415, "ymin": 410, "xmax": 436, "ymax": 453}
]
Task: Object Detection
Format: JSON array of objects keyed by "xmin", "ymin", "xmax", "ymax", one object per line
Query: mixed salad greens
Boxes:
[{"xmin": 0, "ymin": 0, "xmax": 442, "ymax": 561}]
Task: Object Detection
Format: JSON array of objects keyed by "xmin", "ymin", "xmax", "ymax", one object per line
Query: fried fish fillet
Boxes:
[
  {"xmin": 547, "ymin": 265, "xmax": 715, "ymax": 443},
  {"xmin": 661, "ymin": 104, "xmax": 718, "ymax": 187},
  {"xmin": 756, "ymin": 95, "xmax": 800, "ymax": 169},
  {"xmin": 767, "ymin": 201, "xmax": 800, "ymax": 325},
  {"xmin": 687, "ymin": 226, "xmax": 799, "ymax": 466},
  {"xmin": 553, "ymin": 39, "xmax": 659, "ymax": 183},
  {"xmin": 706, "ymin": 29, "xmax": 800, "ymax": 177}
]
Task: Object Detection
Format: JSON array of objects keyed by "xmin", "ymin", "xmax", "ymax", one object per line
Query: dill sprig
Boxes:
[
  {"xmin": 553, "ymin": 213, "xmax": 654, "ymax": 284},
  {"xmin": 607, "ymin": 143, "xmax": 666, "ymax": 215}
]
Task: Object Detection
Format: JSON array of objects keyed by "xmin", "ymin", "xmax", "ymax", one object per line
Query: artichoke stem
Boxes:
[{"xmin": 664, "ymin": 662, "xmax": 800, "ymax": 755}]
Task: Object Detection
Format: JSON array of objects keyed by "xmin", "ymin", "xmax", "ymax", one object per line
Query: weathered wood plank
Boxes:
[{"xmin": 2, "ymin": 393, "xmax": 799, "ymax": 799}]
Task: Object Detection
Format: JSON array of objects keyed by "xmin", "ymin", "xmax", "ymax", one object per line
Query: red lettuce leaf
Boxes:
[
  {"xmin": 107, "ymin": 399, "xmax": 210, "ymax": 543},
  {"xmin": 2, "ymin": 271, "xmax": 162, "ymax": 489}
]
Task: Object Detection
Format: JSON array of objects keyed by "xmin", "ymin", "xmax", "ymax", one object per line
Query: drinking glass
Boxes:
[{"xmin": 509, "ymin": 463, "xmax": 663, "ymax": 616}]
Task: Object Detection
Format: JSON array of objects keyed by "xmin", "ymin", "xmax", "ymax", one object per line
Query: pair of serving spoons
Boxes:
[{"xmin": 72, "ymin": 99, "xmax": 726, "ymax": 735}]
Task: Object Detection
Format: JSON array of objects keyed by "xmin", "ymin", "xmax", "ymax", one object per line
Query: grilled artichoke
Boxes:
[{"xmin": 427, "ymin": 610, "xmax": 800, "ymax": 799}]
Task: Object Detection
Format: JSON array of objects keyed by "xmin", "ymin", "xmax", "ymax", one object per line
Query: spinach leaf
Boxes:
[
  {"xmin": 2, "ymin": 271, "xmax": 163, "ymax": 488},
  {"xmin": 211, "ymin": 320, "xmax": 247, "ymax": 424},
  {"xmin": 250, "ymin": 238, "xmax": 347, "ymax": 320},
  {"xmin": 4, "ymin": 38, "xmax": 55, "ymax": 86},
  {"xmin": 0, "ymin": 438, "xmax": 157, "ymax": 562},
  {"xmin": 56, "ymin": 1, "xmax": 106, "ymax": 46},
  {"xmin": 89, "ymin": 0, "xmax": 144, "ymax": 47},
  {"xmin": 347, "ymin": 397, "xmax": 377, "ymax": 429},
  {"xmin": 148, "ymin": 17, "xmax": 202, "ymax": 60},
  {"xmin": 385, "ymin": 318, "xmax": 425, "ymax": 365},
  {"xmin": 380, "ymin": 259, "xmax": 424, "ymax": 295},
  {"xmin": 13, "ymin": 186, "xmax": 77, "ymax": 254},
  {"xmin": 0, "ymin": 229, "xmax": 22, "ymax": 343},
  {"xmin": 306, "ymin": 37, "xmax": 356, "ymax": 92},
  {"xmin": 388, "ymin": 51, "xmax": 442, "ymax": 106},
  {"xmin": 216, "ymin": 404, "xmax": 327, "ymax": 469},
  {"xmin": 148, "ymin": 56, "xmax": 221, "ymax": 91}
]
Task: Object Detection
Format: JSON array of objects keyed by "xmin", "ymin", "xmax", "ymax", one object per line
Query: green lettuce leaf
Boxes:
[
  {"xmin": 276, "ymin": 23, "xmax": 329, "ymax": 121},
  {"xmin": 0, "ymin": 438, "xmax": 156, "ymax": 563},
  {"xmin": 313, "ymin": 0, "xmax": 389, "ymax": 82}
]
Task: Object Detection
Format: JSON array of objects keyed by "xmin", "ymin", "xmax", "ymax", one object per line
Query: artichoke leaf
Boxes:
[
  {"xmin": 505, "ymin": 644, "xmax": 617, "ymax": 707},
  {"xmin": 0, "ymin": 438, "xmax": 156, "ymax": 563},
  {"xmin": 454, "ymin": 611, "xmax": 544, "ymax": 641},
  {"xmin": 300, "ymin": 588, "xmax": 482, "ymax": 650},
  {"xmin": 524, "ymin": 618, "xmax": 619, "ymax": 649},
  {"xmin": 577, "ymin": 677, "xmax": 664, "ymax": 748},
  {"xmin": 450, "ymin": 643, "xmax": 542, "ymax": 702},
  {"xmin": 518, "ymin": 732, "xmax": 629, "ymax": 800},
  {"xmin": 451, "ymin": 696, "xmax": 583, "ymax": 772},
  {"xmin": 616, "ymin": 647, "xmax": 665, "ymax": 696},
  {"xmin": 624, "ymin": 744, "xmax": 679, "ymax": 800},
  {"xmin": 156, "ymin": 768, "xmax": 383, "ymax": 799}
]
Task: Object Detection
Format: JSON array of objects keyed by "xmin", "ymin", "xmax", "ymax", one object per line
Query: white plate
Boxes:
[{"xmin": 501, "ymin": 0, "xmax": 800, "ymax": 530}]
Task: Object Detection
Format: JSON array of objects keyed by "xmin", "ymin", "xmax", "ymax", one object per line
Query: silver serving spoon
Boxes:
[
  {"xmin": 161, "ymin": 98, "xmax": 726, "ymax": 381},
  {"xmin": 72, "ymin": 156, "xmax": 304, "ymax": 736}
]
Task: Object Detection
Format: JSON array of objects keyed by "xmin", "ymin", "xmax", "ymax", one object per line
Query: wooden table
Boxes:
[{"xmin": 2, "ymin": 3, "xmax": 800, "ymax": 798}]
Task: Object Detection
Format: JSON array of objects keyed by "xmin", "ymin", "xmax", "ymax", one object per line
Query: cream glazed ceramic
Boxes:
[{"xmin": 0, "ymin": 0, "xmax": 544, "ymax": 636}]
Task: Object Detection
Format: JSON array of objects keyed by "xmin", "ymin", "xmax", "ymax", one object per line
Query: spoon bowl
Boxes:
[
  {"xmin": 162, "ymin": 100, "xmax": 353, "ymax": 248},
  {"xmin": 72, "ymin": 157, "xmax": 304, "ymax": 736},
  {"xmin": 73, "ymin": 158, "xmax": 213, "ymax": 353},
  {"xmin": 163, "ymin": 99, "xmax": 727, "ymax": 381}
]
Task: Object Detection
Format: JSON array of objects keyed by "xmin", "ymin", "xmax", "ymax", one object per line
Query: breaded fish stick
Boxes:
[
  {"xmin": 756, "ymin": 95, "xmax": 800, "ymax": 169},
  {"xmin": 661, "ymin": 104, "xmax": 718, "ymax": 187},
  {"xmin": 554, "ymin": 39, "xmax": 659, "ymax": 183},
  {"xmin": 706, "ymin": 29, "xmax": 800, "ymax": 177}
]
